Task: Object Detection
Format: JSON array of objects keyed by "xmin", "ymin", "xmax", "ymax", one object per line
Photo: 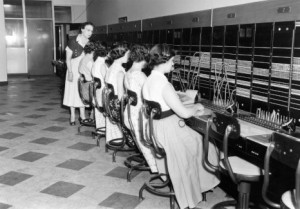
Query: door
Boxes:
[{"xmin": 27, "ymin": 20, "xmax": 54, "ymax": 75}]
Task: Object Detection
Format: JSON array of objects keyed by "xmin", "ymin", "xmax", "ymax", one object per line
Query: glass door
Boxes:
[
  {"xmin": 4, "ymin": 0, "xmax": 27, "ymax": 74},
  {"xmin": 25, "ymin": 0, "xmax": 54, "ymax": 75},
  {"xmin": 27, "ymin": 19, "xmax": 54, "ymax": 75}
]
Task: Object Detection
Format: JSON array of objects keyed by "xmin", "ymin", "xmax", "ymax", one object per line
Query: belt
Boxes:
[{"xmin": 154, "ymin": 109, "xmax": 175, "ymax": 120}]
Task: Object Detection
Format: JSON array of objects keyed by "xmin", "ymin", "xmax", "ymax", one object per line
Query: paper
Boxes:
[{"xmin": 177, "ymin": 89, "xmax": 198, "ymax": 105}]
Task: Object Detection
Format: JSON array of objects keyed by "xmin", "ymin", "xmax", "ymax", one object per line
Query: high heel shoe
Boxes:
[{"xmin": 79, "ymin": 117, "xmax": 94, "ymax": 124}]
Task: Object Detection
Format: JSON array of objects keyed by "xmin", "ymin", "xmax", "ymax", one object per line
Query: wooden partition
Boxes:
[
  {"xmin": 93, "ymin": 25, "xmax": 107, "ymax": 42},
  {"xmin": 106, "ymin": 20, "xmax": 141, "ymax": 45}
]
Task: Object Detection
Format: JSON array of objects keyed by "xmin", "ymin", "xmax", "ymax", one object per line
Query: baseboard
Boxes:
[{"xmin": 0, "ymin": 81, "xmax": 8, "ymax": 86}]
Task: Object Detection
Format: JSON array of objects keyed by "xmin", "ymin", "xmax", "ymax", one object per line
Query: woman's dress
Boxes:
[
  {"xmin": 104, "ymin": 61, "xmax": 124, "ymax": 143},
  {"xmin": 63, "ymin": 36, "xmax": 86, "ymax": 108},
  {"xmin": 92, "ymin": 57, "xmax": 107, "ymax": 129},
  {"xmin": 124, "ymin": 70, "xmax": 158, "ymax": 173},
  {"xmin": 142, "ymin": 70, "xmax": 220, "ymax": 209}
]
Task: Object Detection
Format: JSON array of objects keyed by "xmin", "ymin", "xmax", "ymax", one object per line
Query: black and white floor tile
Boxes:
[{"xmin": 0, "ymin": 75, "xmax": 229, "ymax": 209}]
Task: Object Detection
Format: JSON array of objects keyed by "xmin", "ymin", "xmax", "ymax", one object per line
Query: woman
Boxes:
[
  {"xmin": 77, "ymin": 41, "xmax": 97, "ymax": 123},
  {"xmin": 123, "ymin": 44, "xmax": 158, "ymax": 173},
  {"xmin": 79, "ymin": 41, "xmax": 97, "ymax": 82},
  {"xmin": 105, "ymin": 44, "xmax": 130, "ymax": 143},
  {"xmin": 63, "ymin": 22, "xmax": 94, "ymax": 126},
  {"xmin": 142, "ymin": 44, "xmax": 220, "ymax": 209},
  {"xmin": 91, "ymin": 42, "xmax": 108, "ymax": 131}
]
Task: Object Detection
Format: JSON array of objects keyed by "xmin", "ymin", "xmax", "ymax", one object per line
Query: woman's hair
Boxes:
[
  {"xmin": 148, "ymin": 44, "xmax": 175, "ymax": 71},
  {"xmin": 128, "ymin": 44, "xmax": 151, "ymax": 75},
  {"xmin": 105, "ymin": 43, "xmax": 129, "ymax": 66},
  {"xmin": 80, "ymin": 22, "xmax": 94, "ymax": 31},
  {"xmin": 129, "ymin": 44, "xmax": 150, "ymax": 63},
  {"xmin": 83, "ymin": 41, "xmax": 97, "ymax": 54},
  {"xmin": 93, "ymin": 41, "xmax": 108, "ymax": 61}
]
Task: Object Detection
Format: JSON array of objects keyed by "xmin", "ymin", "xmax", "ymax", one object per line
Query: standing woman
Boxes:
[
  {"xmin": 123, "ymin": 44, "xmax": 158, "ymax": 173},
  {"xmin": 105, "ymin": 44, "xmax": 130, "ymax": 143},
  {"xmin": 63, "ymin": 22, "xmax": 94, "ymax": 125},
  {"xmin": 142, "ymin": 44, "xmax": 220, "ymax": 209}
]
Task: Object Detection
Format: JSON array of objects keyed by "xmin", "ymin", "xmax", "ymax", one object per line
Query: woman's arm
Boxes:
[
  {"xmin": 65, "ymin": 47, "xmax": 73, "ymax": 73},
  {"xmin": 162, "ymin": 83, "xmax": 204, "ymax": 119},
  {"xmin": 100, "ymin": 63, "xmax": 107, "ymax": 80},
  {"xmin": 116, "ymin": 71, "xmax": 125, "ymax": 100}
]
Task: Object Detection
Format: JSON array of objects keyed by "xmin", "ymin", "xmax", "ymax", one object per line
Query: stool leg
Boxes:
[
  {"xmin": 139, "ymin": 184, "xmax": 146, "ymax": 201},
  {"xmin": 237, "ymin": 182, "xmax": 251, "ymax": 209},
  {"xmin": 96, "ymin": 136, "xmax": 100, "ymax": 147},
  {"xmin": 112, "ymin": 150, "xmax": 117, "ymax": 162},
  {"xmin": 127, "ymin": 167, "xmax": 133, "ymax": 182},
  {"xmin": 202, "ymin": 193, "xmax": 207, "ymax": 202},
  {"xmin": 170, "ymin": 195, "xmax": 176, "ymax": 209}
]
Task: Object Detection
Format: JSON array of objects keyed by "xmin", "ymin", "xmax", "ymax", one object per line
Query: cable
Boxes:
[{"xmin": 73, "ymin": 0, "xmax": 97, "ymax": 23}]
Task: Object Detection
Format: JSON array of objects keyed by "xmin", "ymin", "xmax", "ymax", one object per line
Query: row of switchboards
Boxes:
[{"xmin": 92, "ymin": 0, "xmax": 300, "ymax": 127}]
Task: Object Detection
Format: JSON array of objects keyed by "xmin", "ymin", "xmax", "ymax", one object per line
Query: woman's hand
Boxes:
[
  {"xmin": 67, "ymin": 71, "xmax": 73, "ymax": 82},
  {"xmin": 193, "ymin": 103, "xmax": 205, "ymax": 117}
]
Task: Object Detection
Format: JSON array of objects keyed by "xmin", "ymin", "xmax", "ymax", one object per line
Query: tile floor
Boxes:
[{"xmin": 0, "ymin": 76, "xmax": 230, "ymax": 209}]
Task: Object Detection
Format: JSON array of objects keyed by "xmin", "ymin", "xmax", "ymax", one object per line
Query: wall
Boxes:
[
  {"xmin": 53, "ymin": 0, "xmax": 86, "ymax": 23},
  {"xmin": 0, "ymin": 0, "xmax": 8, "ymax": 84},
  {"xmin": 86, "ymin": 0, "xmax": 275, "ymax": 26}
]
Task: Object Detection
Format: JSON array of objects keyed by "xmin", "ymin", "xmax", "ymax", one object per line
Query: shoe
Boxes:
[
  {"xmin": 79, "ymin": 117, "xmax": 94, "ymax": 124},
  {"xmin": 70, "ymin": 121, "xmax": 76, "ymax": 126}
]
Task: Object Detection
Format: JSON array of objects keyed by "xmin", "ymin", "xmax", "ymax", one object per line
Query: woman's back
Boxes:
[
  {"xmin": 105, "ymin": 61, "xmax": 125, "ymax": 96},
  {"xmin": 142, "ymin": 70, "xmax": 171, "ymax": 112}
]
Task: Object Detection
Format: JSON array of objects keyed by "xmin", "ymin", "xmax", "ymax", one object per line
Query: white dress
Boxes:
[
  {"xmin": 63, "ymin": 54, "xmax": 85, "ymax": 107},
  {"xmin": 63, "ymin": 36, "xmax": 86, "ymax": 108},
  {"xmin": 104, "ymin": 61, "xmax": 124, "ymax": 143},
  {"xmin": 142, "ymin": 70, "xmax": 220, "ymax": 209},
  {"xmin": 92, "ymin": 57, "xmax": 107, "ymax": 129},
  {"xmin": 124, "ymin": 70, "xmax": 158, "ymax": 173}
]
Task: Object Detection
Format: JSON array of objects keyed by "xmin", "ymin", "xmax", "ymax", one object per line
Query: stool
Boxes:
[
  {"xmin": 78, "ymin": 75, "xmax": 96, "ymax": 134},
  {"xmin": 92, "ymin": 77, "xmax": 106, "ymax": 146},
  {"xmin": 262, "ymin": 131, "xmax": 300, "ymax": 209},
  {"xmin": 103, "ymin": 83, "xmax": 137, "ymax": 162},
  {"xmin": 138, "ymin": 100, "xmax": 176, "ymax": 209},
  {"xmin": 203, "ymin": 112, "xmax": 263, "ymax": 209},
  {"xmin": 122, "ymin": 89, "xmax": 150, "ymax": 182}
]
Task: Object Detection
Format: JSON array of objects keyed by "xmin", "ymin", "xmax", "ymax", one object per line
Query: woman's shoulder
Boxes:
[{"xmin": 67, "ymin": 37, "xmax": 77, "ymax": 45}]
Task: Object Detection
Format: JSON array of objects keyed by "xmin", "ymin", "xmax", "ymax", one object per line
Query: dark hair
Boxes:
[
  {"xmin": 129, "ymin": 44, "xmax": 150, "ymax": 63},
  {"xmin": 106, "ymin": 44, "xmax": 129, "ymax": 66},
  {"xmin": 93, "ymin": 41, "xmax": 108, "ymax": 61},
  {"xmin": 83, "ymin": 41, "xmax": 97, "ymax": 54},
  {"xmin": 80, "ymin": 22, "xmax": 94, "ymax": 31},
  {"xmin": 148, "ymin": 44, "xmax": 176, "ymax": 71}
]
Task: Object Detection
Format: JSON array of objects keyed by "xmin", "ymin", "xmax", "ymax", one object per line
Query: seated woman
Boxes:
[
  {"xmin": 79, "ymin": 41, "xmax": 96, "ymax": 82},
  {"xmin": 123, "ymin": 44, "xmax": 158, "ymax": 173},
  {"xmin": 78, "ymin": 41, "xmax": 97, "ymax": 122},
  {"xmin": 91, "ymin": 42, "xmax": 108, "ymax": 132},
  {"xmin": 104, "ymin": 44, "xmax": 130, "ymax": 143},
  {"xmin": 142, "ymin": 44, "xmax": 220, "ymax": 209}
]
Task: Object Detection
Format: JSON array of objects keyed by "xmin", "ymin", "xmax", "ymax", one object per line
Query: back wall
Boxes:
[{"xmin": 86, "ymin": 0, "xmax": 274, "ymax": 26}]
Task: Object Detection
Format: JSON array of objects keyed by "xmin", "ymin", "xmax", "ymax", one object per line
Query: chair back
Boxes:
[
  {"xmin": 103, "ymin": 83, "xmax": 119, "ymax": 124},
  {"xmin": 78, "ymin": 75, "xmax": 93, "ymax": 106},
  {"xmin": 119, "ymin": 91, "xmax": 136, "ymax": 148},
  {"xmin": 142, "ymin": 99, "xmax": 165, "ymax": 159},
  {"xmin": 125, "ymin": 89, "xmax": 138, "ymax": 140},
  {"xmin": 262, "ymin": 131, "xmax": 300, "ymax": 208},
  {"xmin": 203, "ymin": 112, "xmax": 241, "ymax": 183},
  {"xmin": 93, "ymin": 77, "xmax": 102, "ymax": 112}
]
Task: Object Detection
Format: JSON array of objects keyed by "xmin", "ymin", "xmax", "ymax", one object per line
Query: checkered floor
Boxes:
[{"xmin": 0, "ymin": 75, "xmax": 229, "ymax": 209}]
